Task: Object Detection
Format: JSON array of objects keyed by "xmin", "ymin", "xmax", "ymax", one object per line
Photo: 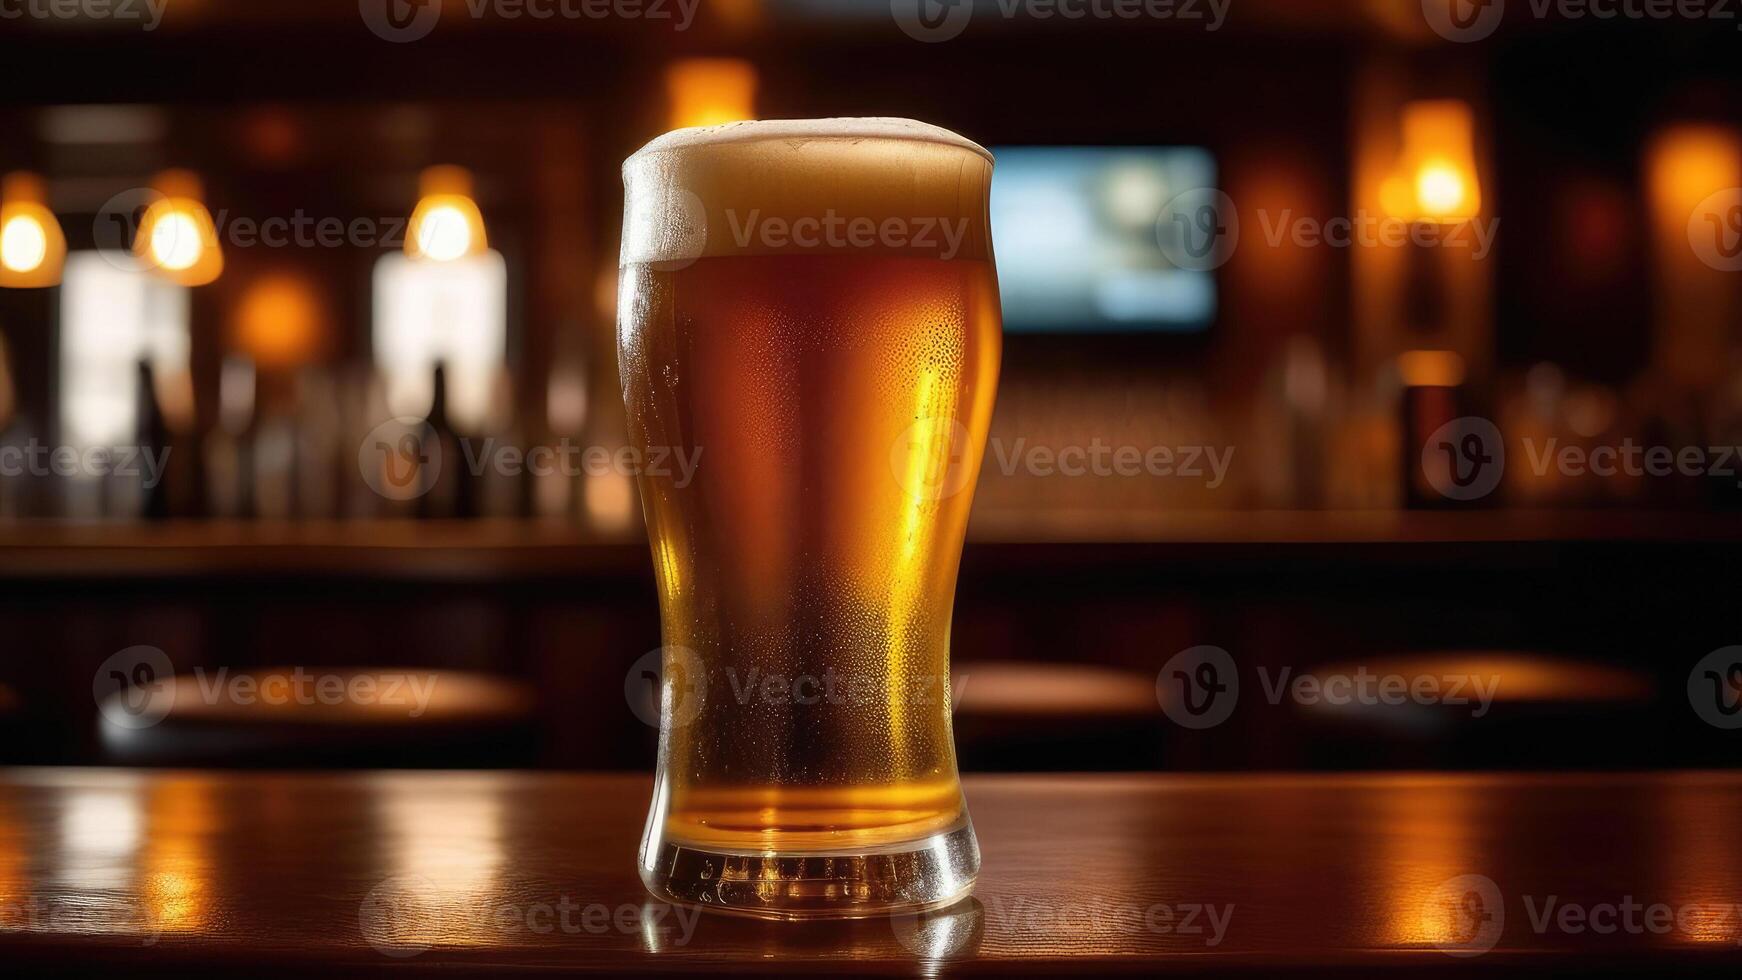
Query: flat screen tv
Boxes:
[{"xmin": 989, "ymin": 146, "xmax": 1217, "ymax": 333}]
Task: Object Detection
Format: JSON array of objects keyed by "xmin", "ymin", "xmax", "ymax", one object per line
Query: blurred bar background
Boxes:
[{"xmin": 1, "ymin": 0, "xmax": 1740, "ymax": 772}]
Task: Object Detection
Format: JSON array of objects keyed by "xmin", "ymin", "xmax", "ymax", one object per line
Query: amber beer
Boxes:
[{"xmin": 619, "ymin": 119, "xmax": 999, "ymax": 918}]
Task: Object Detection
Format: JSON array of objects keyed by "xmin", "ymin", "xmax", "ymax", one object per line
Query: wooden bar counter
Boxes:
[{"xmin": 1, "ymin": 769, "xmax": 1738, "ymax": 975}]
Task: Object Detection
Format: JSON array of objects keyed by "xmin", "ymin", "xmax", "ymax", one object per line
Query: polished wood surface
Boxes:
[
  {"xmin": 1, "ymin": 769, "xmax": 1738, "ymax": 974},
  {"xmin": 0, "ymin": 512, "xmax": 1737, "ymax": 580}
]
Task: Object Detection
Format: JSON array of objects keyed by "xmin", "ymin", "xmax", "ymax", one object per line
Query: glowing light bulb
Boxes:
[
  {"xmin": 132, "ymin": 172, "xmax": 223, "ymax": 286},
  {"xmin": 0, "ymin": 172, "xmax": 66, "ymax": 287},
  {"xmin": 1, "ymin": 215, "xmax": 48, "ymax": 273},
  {"xmin": 1415, "ymin": 162, "xmax": 1467, "ymax": 219},
  {"xmin": 1389, "ymin": 100, "xmax": 1484, "ymax": 223},
  {"xmin": 415, "ymin": 204, "xmax": 474, "ymax": 262},
  {"xmin": 405, "ymin": 167, "xmax": 487, "ymax": 263},
  {"xmin": 150, "ymin": 212, "xmax": 204, "ymax": 271}
]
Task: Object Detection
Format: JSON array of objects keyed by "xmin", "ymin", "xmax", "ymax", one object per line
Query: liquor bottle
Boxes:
[
  {"xmin": 417, "ymin": 362, "xmax": 472, "ymax": 519},
  {"xmin": 135, "ymin": 360, "xmax": 171, "ymax": 520}
]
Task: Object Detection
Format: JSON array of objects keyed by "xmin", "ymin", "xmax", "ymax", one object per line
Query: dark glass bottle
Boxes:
[
  {"xmin": 136, "ymin": 360, "xmax": 172, "ymax": 521},
  {"xmin": 417, "ymin": 362, "xmax": 473, "ymax": 519}
]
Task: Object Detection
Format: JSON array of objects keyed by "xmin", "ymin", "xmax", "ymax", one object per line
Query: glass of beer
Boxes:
[{"xmin": 618, "ymin": 118, "xmax": 1000, "ymax": 919}]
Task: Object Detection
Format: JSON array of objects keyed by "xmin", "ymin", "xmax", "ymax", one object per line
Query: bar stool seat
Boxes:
[
  {"xmin": 1296, "ymin": 650, "xmax": 1653, "ymax": 768},
  {"xmin": 98, "ymin": 668, "xmax": 536, "ymax": 768},
  {"xmin": 951, "ymin": 660, "xmax": 1162, "ymax": 771}
]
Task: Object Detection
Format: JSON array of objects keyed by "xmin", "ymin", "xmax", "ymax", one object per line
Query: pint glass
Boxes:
[{"xmin": 618, "ymin": 119, "xmax": 1000, "ymax": 918}]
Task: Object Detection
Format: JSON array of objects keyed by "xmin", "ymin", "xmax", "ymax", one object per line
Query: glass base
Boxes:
[{"xmin": 639, "ymin": 818, "xmax": 980, "ymax": 920}]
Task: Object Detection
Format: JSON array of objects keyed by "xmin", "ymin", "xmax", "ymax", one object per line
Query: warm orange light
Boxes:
[
  {"xmin": 1646, "ymin": 125, "xmax": 1742, "ymax": 242},
  {"xmin": 710, "ymin": 0, "xmax": 764, "ymax": 32},
  {"xmin": 234, "ymin": 272, "xmax": 326, "ymax": 368},
  {"xmin": 1397, "ymin": 349, "xmax": 1467, "ymax": 388},
  {"xmin": 135, "ymin": 170, "xmax": 223, "ymax": 286},
  {"xmin": 1392, "ymin": 100, "xmax": 1483, "ymax": 223},
  {"xmin": 406, "ymin": 165, "xmax": 487, "ymax": 262},
  {"xmin": 1642, "ymin": 124, "xmax": 1742, "ymax": 386},
  {"xmin": 585, "ymin": 467, "xmax": 637, "ymax": 532},
  {"xmin": 1414, "ymin": 163, "xmax": 1466, "ymax": 215},
  {"xmin": 666, "ymin": 59, "xmax": 758, "ymax": 130},
  {"xmin": 0, "ymin": 172, "xmax": 66, "ymax": 288}
]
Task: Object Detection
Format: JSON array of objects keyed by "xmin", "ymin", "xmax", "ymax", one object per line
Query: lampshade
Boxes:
[
  {"xmin": 134, "ymin": 169, "xmax": 224, "ymax": 286},
  {"xmin": 0, "ymin": 172, "xmax": 67, "ymax": 288}
]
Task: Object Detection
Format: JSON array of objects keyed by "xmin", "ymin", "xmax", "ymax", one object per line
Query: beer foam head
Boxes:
[{"xmin": 621, "ymin": 118, "xmax": 994, "ymax": 266}]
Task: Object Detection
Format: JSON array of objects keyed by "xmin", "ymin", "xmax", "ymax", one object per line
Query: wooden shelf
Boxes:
[{"xmin": 0, "ymin": 511, "xmax": 1733, "ymax": 580}]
